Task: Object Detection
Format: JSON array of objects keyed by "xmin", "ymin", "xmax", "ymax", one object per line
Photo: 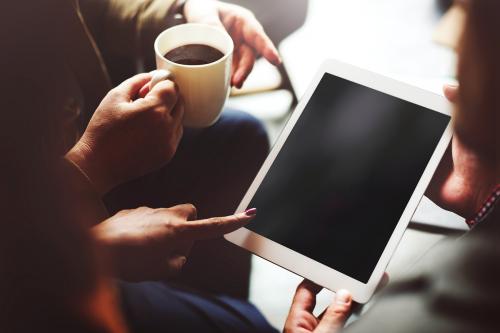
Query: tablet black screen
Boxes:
[{"xmin": 246, "ymin": 73, "xmax": 450, "ymax": 283}]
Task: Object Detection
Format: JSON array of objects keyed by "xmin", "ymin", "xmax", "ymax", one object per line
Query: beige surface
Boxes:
[
  {"xmin": 279, "ymin": 0, "xmax": 458, "ymax": 98},
  {"xmin": 433, "ymin": 4, "xmax": 466, "ymax": 49}
]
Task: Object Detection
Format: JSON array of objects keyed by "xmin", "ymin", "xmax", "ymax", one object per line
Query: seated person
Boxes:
[
  {"xmin": 284, "ymin": 1, "xmax": 500, "ymax": 332},
  {"xmin": 70, "ymin": 0, "xmax": 282, "ymax": 301}
]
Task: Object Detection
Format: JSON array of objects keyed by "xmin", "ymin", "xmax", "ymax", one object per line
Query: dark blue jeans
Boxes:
[
  {"xmin": 118, "ymin": 281, "xmax": 277, "ymax": 333},
  {"xmin": 105, "ymin": 110, "xmax": 277, "ymax": 333}
]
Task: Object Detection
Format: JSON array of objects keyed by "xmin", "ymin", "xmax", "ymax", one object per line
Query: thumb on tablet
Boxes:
[{"xmin": 315, "ymin": 289, "xmax": 353, "ymax": 333}]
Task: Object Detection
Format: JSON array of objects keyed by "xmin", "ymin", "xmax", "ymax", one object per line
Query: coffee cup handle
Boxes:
[{"xmin": 149, "ymin": 69, "xmax": 174, "ymax": 90}]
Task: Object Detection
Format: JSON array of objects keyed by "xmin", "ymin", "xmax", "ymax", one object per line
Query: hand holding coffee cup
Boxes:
[
  {"xmin": 152, "ymin": 23, "xmax": 234, "ymax": 128},
  {"xmin": 67, "ymin": 72, "xmax": 184, "ymax": 195}
]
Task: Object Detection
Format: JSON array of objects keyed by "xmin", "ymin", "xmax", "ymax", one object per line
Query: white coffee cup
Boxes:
[{"xmin": 153, "ymin": 23, "xmax": 234, "ymax": 128}]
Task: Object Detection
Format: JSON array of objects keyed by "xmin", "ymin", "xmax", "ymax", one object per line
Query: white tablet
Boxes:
[{"xmin": 225, "ymin": 59, "xmax": 452, "ymax": 303}]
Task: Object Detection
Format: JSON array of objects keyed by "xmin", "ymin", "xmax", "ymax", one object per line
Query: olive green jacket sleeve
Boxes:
[{"xmin": 78, "ymin": 0, "xmax": 175, "ymax": 67}]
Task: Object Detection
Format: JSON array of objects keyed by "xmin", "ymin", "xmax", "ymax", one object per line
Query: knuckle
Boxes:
[
  {"xmin": 156, "ymin": 207, "xmax": 170, "ymax": 216},
  {"xmin": 209, "ymin": 217, "xmax": 224, "ymax": 226},
  {"xmin": 166, "ymin": 206, "xmax": 184, "ymax": 217},
  {"xmin": 172, "ymin": 204, "xmax": 197, "ymax": 220},
  {"xmin": 186, "ymin": 204, "xmax": 197, "ymax": 216},
  {"xmin": 151, "ymin": 105, "xmax": 168, "ymax": 119},
  {"xmin": 165, "ymin": 217, "xmax": 182, "ymax": 232},
  {"xmin": 108, "ymin": 88, "xmax": 122, "ymax": 99},
  {"xmin": 230, "ymin": 214, "xmax": 242, "ymax": 225},
  {"xmin": 156, "ymin": 81, "xmax": 178, "ymax": 98},
  {"xmin": 331, "ymin": 304, "xmax": 349, "ymax": 317}
]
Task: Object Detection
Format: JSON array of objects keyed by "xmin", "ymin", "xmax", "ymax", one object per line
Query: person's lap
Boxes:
[
  {"xmin": 118, "ymin": 280, "xmax": 277, "ymax": 333},
  {"xmin": 105, "ymin": 108, "xmax": 269, "ymax": 297},
  {"xmin": 105, "ymin": 109, "xmax": 269, "ymax": 219},
  {"xmin": 105, "ymin": 109, "xmax": 275, "ymax": 331}
]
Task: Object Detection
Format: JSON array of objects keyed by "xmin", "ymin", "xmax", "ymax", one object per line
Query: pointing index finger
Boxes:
[{"xmin": 177, "ymin": 209, "xmax": 257, "ymax": 240}]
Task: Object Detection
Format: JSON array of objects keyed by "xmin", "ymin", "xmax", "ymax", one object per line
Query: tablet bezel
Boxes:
[{"xmin": 224, "ymin": 59, "xmax": 453, "ymax": 303}]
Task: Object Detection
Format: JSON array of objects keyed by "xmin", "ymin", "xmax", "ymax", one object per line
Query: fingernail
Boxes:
[
  {"xmin": 234, "ymin": 74, "xmax": 242, "ymax": 87},
  {"xmin": 335, "ymin": 289, "xmax": 351, "ymax": 304},
  {"xmin": 245, "ymin": 208, "xmax": 257, "ymax": 216}
]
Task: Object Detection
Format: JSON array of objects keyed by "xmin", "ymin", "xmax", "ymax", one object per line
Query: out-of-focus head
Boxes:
[
  {"xmin": 0, "ymin": 1, "xmax": 126, "ymax": 332},
  {"xmin": 456, "ymin": 0, "xmax": 500, "ymax": 161}
]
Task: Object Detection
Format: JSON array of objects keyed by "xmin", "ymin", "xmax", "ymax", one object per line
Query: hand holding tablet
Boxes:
[{"xmin": 226, "ymin": 59, "xmax": 452, "ymax": 303}]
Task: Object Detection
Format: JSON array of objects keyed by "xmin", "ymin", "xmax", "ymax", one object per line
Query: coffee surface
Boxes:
[{"xmin": 165, "ymin": 44, "xmax": 224, "ymax": 65}]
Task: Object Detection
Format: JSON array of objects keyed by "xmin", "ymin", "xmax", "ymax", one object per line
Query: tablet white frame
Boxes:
[{"xmin": 225, "ymin": 59, "xmax": 453, "ymax": 303}]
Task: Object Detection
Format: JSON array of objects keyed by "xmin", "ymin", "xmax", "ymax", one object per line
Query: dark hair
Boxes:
[{"xmin": 456, "ymin": 0, "xmax": 500, "ymax": 160}]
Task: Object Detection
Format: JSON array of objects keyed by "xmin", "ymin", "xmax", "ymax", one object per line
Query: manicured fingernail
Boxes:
[
  {"xmin": 245, "ymin": 208, "xmax": 257, "ymax": 216},
  {"xmin": 335, "ymin": 289, "xmax": 351, "ymax": 304}
]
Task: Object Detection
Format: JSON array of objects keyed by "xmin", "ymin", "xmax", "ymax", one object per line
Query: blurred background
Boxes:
[{"xmin": 225, "ymin": 0, "xmax": 467, "ymax": 328}]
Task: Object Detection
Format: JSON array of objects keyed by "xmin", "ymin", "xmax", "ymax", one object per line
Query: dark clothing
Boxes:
[
  {"xmin": 111, "ymin": 110, "xmax": 277, "ymax": 332},
  {"xmin": 118, "ymin": 281, "xmax": 277, "ymax": 333},
  {"xmin": 344, "ymin": 207, "xmax": 500, "ymax": 333}
]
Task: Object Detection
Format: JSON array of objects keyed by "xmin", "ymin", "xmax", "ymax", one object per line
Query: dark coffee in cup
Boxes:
[
  {"xmin": 164, "ymin": 44, "xmax": 224, "ymax": 66},
  {"xmin": 154, "ymin": 23, "xmax": 234, "ymax": 127}
]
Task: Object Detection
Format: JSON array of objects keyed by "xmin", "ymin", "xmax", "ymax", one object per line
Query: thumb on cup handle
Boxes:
[{"xmin": 149, "ymin": 69, "xmax": 174, "ymax": 91}]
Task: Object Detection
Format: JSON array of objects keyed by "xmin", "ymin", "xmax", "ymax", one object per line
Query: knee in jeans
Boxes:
[{"xmin": 235, "ymin": 114, "xmax": 270, "ymax": 158}]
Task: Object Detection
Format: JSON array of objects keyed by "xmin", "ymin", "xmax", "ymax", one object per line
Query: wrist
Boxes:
[
  {"xmin": 59, "ymin": 158, "xmax": 109, "ymax": 226},
  {"xmin": 65, "ymin": 141, "xmax": 111, "ymax": 196}
]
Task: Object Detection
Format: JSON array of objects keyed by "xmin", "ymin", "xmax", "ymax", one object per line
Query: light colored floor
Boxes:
[{"xmin": 226, "ymin": 0, "xmax": 466, "ymax": 329}]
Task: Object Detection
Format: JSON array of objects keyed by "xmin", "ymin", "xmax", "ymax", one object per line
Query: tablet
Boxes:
[{"xmin": 225, "ymin": 59, "xmax": 452, "ymax": 303}]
